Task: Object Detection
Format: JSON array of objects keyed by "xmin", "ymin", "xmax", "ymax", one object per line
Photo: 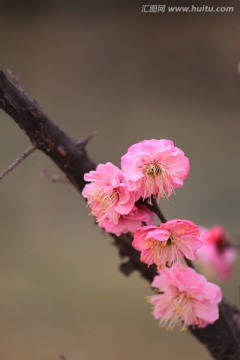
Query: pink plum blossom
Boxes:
[
  {"xmin": 99, "ymin": 204, "xmax": 154, "ymax": 236},
  {"xmin": 82, "ymin": 162, "xmax": 136, "ymax": 224},
  {"xmin": 148, "ymin": 263, "xmax": 222, "ymax": 330},
  {"xmin": 121, "ymin": 139, "xmax": 190, "ymax": 199},
  {"xmin": 197, "ymin": 226, "xmax": 236, "ymax": 280},
  {"xmin": 132, "ymin": 219, "xmax": 202, "ymax": 268}
]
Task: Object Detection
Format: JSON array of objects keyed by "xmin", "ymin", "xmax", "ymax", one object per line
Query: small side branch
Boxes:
[
  {"xmin": 59, "ymin": 354, "xmax": 68, "ymax": 360},
  {"xmin": 41, "ymin": 168, "xmax": 69, "ymax": 184},
  {"xmin": 0, "ymin": 145, "xmax": 36, "ymax": 180}
]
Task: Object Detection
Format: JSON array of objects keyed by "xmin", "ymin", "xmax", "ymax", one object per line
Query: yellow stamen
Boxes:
[
  {"xmin": 143, "ymin": 162, "xmax": 162, "ymax": 178},
  {"xmin": 159, "ymin": 292, "xmax": 192, "ymax": 331},
  {"xmin": 142, "ymin": 161, "xmax": 175, "ymax": 199},
  {"xmin": 89, "ymin": 187, "xmax": 119, "ymax": 222},
  {"xmin": 144, "ymin": 236, "xmax": 185, "ymax": 269}
]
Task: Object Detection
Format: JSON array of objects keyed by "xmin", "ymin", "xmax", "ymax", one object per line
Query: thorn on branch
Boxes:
[
  {"xmin": 0, "ymin": 145, "xmax": 36, "ymax": 180},
  {"xmin": 76, "ymin": 131, "xmax": 97, "ymax": 150}
]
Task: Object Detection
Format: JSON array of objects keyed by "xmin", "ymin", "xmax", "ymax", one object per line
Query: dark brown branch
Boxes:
[
  {"xmin": 0, "ymin": 70, "xmax": 240, "ymax": 359},
  {"xmin": 0, "ymin": 71, "xmax": 96, "ymax": 193}
]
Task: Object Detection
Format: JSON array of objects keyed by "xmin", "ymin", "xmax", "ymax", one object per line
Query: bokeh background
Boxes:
[{"xmin": 0, "ymin": 1, "xmax": 239, "ymax": 359}]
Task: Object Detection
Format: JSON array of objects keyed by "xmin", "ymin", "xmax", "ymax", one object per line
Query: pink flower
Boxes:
[
  {"xmin": 82, "ymin": 162, "xmax": 136, "ymax": 224},
  {"xmin": 132, "ymin": 219, "xmax": 202, "ymax": 268},
  {"xmin": 99, "ymin": 204, "xmax": 154, "ymax": 236},
  {"xmin": 197, "ymin": 226, "xmax": 236, "ymax": 280},
  {"xmin": 121, "ymin": 139, "xmax": 190, "ymax": 199},
  {"xmin": 148, "ymin": 264, "xmax": 222, "ymax": 330}
]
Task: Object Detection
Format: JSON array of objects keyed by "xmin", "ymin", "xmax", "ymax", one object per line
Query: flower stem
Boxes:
[
  {"xmin": 150, "ymin": 196, "xmax": 167, "ymax": 223},
  {"xmin": 141, "ymin": 195, "xmax": 167, "ymax": 223}
]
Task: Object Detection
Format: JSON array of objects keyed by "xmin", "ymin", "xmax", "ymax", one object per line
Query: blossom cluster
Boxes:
[
  {"xmin": 83, "ymin": 139, "xmax": 189, "ymax": 235},
  {"xmin": 82, "ymin": 139, "xmax": 233, "ymax": 331}
]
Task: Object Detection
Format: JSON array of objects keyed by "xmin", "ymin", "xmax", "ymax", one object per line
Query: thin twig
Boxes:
[
  {"xmin": 59, "ymin": 354, "xmax": 68, "ymax": 360},
  {"xmin": 41, "ymin": 168, "xmax": 69, "ymax": 184},
  {"xmin": 0, "ymin": 145, "xmax": 36, "ymax": 180},
  {"xmin": 228, "ymin": 244, "xmax": 240, "ymax": 249}
]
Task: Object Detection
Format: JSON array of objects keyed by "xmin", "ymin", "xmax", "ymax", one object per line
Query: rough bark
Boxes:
[{"xmin": 0, "ymin": 70, "xmax": 239, "ymax": 359}]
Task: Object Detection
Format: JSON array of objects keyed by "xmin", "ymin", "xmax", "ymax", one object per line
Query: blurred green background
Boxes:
[{"xmin": 0, "ymin": 1, "xmax": 239, "ymax": 359}]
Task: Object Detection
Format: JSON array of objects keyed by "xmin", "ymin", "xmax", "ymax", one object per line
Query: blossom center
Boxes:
[
  {"xmin": 90, "ymin": 187, "xmax": 119, "ymax": 221},
  {"xmin": 159, "ymin": 292, "xmax": 191, "ymax": 330},
  {"xmin": 143, "ymin": 162, "xmax": 162, "ymax": 178},
  {"xmin": 167, "ymin": 236, "xmax": 175, "ymax": 246},
  {"xmin": 141, "ymin": 161, "xmax": 175, "ymax": 199},
  {"xmin": 146, "ymin": 236, "xmax": 175, "ymax": 250},
  {"xmin": 143, "ymin": 235, "xmax": 183, "ymax": 268}
]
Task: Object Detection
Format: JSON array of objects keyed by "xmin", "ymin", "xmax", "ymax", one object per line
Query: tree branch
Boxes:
[
  {"xmin": 0, "ymin": 71, "xmax": 95, "ymax": 193},
  {"xmin": 0, "ymin": 70, "xmax": 239, "ymax": 359}
]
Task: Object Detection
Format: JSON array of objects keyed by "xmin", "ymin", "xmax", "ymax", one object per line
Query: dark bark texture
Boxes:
[{"xmin": 0, "ymin": 70, "xmax": 240, "ymax": 359}]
